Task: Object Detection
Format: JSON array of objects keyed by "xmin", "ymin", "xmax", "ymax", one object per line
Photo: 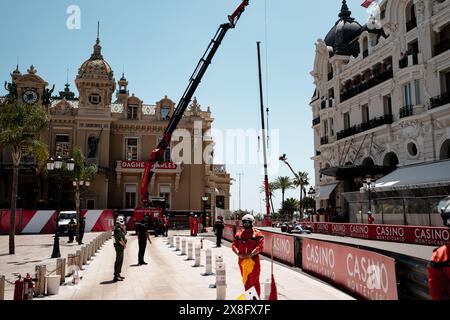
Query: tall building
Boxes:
[
  {"xmin": 0, "ymin": 33, "xmax": 231, "ymax": 218},
  {"xmin": 310, "ymin": 0, "xmax": 450, "ymax": 225}
]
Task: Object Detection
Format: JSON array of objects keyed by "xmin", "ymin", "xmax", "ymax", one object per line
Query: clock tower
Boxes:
[
  {"xmin": 75, "ymin": 27, "xmax": 116, "ymax": 117},
  {"xmin": 10, "ymin": 65, "xmax": 49, "ymax": 106}
]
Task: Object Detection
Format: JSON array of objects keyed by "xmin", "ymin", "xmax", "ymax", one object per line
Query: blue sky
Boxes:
[{"xmin": 0, "ymin": 0, "xmax": 371, "ymax": 214}]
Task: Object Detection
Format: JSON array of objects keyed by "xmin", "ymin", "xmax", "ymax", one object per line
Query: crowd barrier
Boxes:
[
  {"xmin": 222, "ymin": 223, "xmax": 431, "ymax": 300},
  {"xmin": 0, "ymin": 210, "xmax": 115, "ymax": 234}
]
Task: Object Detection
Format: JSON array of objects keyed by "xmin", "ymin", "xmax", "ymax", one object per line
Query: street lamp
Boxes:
[
  {"xmin": 202, "ymin": 196, "xmax": 209, "ymax": 233},
  {"xmin": 47, "ymin": 156, "xmax": 74, "ymax": 258},
  {"xmin": 308, "ymin": 187, "xmax": 316, "ymax": 222},
  {"xmin": 361, "ymin": 175, "xmax": 376, "ymax": 215}
]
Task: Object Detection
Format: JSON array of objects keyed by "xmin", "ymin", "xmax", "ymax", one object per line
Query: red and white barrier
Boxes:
[{"xmin": 0, "ymin": 209, "xmax": 114, "ymax": 234}]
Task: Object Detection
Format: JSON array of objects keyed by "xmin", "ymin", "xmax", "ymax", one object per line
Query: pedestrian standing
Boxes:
[
  {"xmin": 68, "ymin": 218, "xmax": 76, "ymax": 243},
  {"xmin": 189, "ymin": 212, "xmax": 194, "ymax": 236},
  {"xmin": 214, "ymin": 216, "xmax": 225, "ymax": 247},
  {"xmin": 137, "ymin": 216, "xmax": 152, "ymax": 265},
  {"xmin": 368, "ymin": 211, "xmax": 375, "ymax": 224},
  {"xmin": 232, "ymin": 214, "xmax": 264, "ymax": 297},
  {"xmin": 163, "ymin": 215, "xmax": 170, "ymax": 237},
  {"xmin": 192, "ymin": 215, "xmax": 199, "ymax": 237},
  {"xmin": 113, "ymin": 217, "xmax": 127, "ymax": 282},
  {"xmin": 78, "ymin": 217, "xmax": 86, "ymax": 244},
  {"xmin": 428, "ymin": 208, "xmax": 450, "ymax": 300}
]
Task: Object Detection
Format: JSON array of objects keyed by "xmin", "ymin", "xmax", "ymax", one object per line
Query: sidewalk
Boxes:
[
  {"xmin": 0, "ymin": 233, "xmax": 99, "ymax": 300},
  {"xmin": 41, "ymin": 229, "xmax": 354, "ymax": 300}
]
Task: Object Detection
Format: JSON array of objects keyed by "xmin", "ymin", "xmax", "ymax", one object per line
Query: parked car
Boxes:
[{"xmin": 58, "ymin": 211, "xmax": 76, "ymax": 235}]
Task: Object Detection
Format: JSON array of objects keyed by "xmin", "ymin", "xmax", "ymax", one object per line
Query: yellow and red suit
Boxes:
[
  {"xmin": 232, "ymin": 228, "xmax": 264, "ymax": 296},
  {"xmin": 428, "ymin": 244, "xmax": 450, "ymax": 300},
  {"xmin": 193, "ymin": 217, "xmax": 199, "ymax": 236}
]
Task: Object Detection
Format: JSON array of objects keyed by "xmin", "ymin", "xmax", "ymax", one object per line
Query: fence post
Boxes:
[
  {"xmin": 35, "ymin": 265, "xmax": 46, "ymax": 297},
  {"xmin": 56, "ymin": 258, "xmax": 65, "ymax": 285},
  {"xmin": 0, "ymin": 275, "xmax": 5, "ymax": 300}
]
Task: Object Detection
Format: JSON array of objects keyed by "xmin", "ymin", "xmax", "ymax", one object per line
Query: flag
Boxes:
[
  {"xmin": 361, "ymin": 0, "xmax": 375, "ymax": 8},
  {"xmin": 240, "ymin": 258, "xmax": 255, "ymax": 286},
  {"xmin": 268, "ymin": 274, "xmax": 278, "ymax": 300}
]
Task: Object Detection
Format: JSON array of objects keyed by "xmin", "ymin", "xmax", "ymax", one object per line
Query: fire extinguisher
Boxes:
[
  {"xmin": 23, "ymin": 273, "xmax": 34, "ymax": 300},
  {"xmin": 13, "ymin": 275, "xmax": 24, "ymax": 301}
]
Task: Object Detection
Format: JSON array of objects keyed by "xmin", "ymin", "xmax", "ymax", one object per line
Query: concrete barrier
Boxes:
[
  {"xmin": 187, "ymin": 241, "xmax": 194, "ymax": 260},
  {"xmin": 181, "ymin": 238, "xmax": 187, "ymax": 256},
  {"xmin": 203, "ymin": 249, "xmax": 213, "ymax": 276},
  {"xmin": 46, "ymin": 275, "xmax": 60, "ymax": 295},
  {"xmin": 193, "ymin": 244, "xmax": 201, "ymax": 267},
  {"xmin": 175, "ymin": 237, "xmax": 181, "ymax": 251},
  {"xmin": 168, "ymin": 236, "xmax": 174, "ymax": 248},
  {"xmin": 216, "ymin": 262, "xmax": 226, "ymax": 300}
]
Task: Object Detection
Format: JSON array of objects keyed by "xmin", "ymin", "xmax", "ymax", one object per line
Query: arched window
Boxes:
[
  {"xmin": 362, "ymin": 157, "xmax": 375, "ymax": 167},
  {"xmin": 362, "ymin": 37, "xmax": 369, "ymax": 58},
  {"xmin": 440, "ymin": 139, "xmax": 450, "ymax": 160},
  {"xmin": 406, "ymin": 2, "xmax": 417, "ymax": 32},
  {"xmin": 383, "ymin": 152, "xmax": 399, "ymax": 169}
]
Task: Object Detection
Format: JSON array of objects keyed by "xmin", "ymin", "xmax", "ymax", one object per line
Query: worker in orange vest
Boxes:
[
  {"xmin": 188, "ymin": 212, "xmax": 194, "ymax": 236},
  {"xmin": 428, "ymin": 208, "xmax": 450, "ymax": 300},
  {"xmin": 232, "ymin": 214, "xmax": 265, "ymax": 297}
]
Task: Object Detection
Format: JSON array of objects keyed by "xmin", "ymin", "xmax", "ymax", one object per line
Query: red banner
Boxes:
[
  {"xmin": 308, "ymin": 222, "xmax": 450, "ymax": 247},
  {"xmin": 302, "ymin": 238, "xmax": 398, "ymax": 300},
  {"xmin": 259, "ymin": 230, "xmax": 295, "ymax": 266}
]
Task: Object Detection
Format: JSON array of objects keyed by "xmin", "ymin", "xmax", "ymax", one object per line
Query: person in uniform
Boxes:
[
  {"xmin": 78, "ymin": 217, "xmax": 86, "ymax": 245},
  {"xmin": 428, "ymin": 208, "xmax": 450, "ymax": 300},
  {"xmin": 214, "ymin": 216, "xmax": 225, "ymax": 247},
  {"xmin": 137, "ymin": 216, "xmax": 152, "ymax": 265},
  {"xmin": 163, "ymin": 215, "xmax": 170, "ymax": 237},
  {"xmin": 368, "ymin": 211, "xmax": 375, "ymax": 224},
  {"xmin": 232, "ymin": 214, "xmax": 264, "ymax": 297},
  {"xmin": 189, "ymin": 212, "xmax": 194, "ymax": 236},
  {"xmin": 113, "ymin": 216, "xmax": 127, "ymax": 282},
  {"xmin": 67, "ymin": 218, "xmax": 76, "ymax": 243},
  {"xmin": 192, "ymin": 215, "xmax": 199, "ymax": 237}
]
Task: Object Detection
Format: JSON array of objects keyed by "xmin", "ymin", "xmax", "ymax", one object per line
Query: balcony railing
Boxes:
[
  {"xmin": 321, "ymin": 100, "xmax": 326, "ymax": 110},
  {"xmin": 430, "ymin": 93, "xmax": 450, "ymax": 110},
  {"xmin": 399, "ymin": 105, "xmax": 414, "ymax": 119},
  {"xmin": 313, "ymin": 117, "xmax": 321, "ymax": 126},
  {"xmin": 399, "ymin": 53, "xmax": 420, "ymax": 69},
  {"xmin": 336, "ymin": 114, "xmax": 393, "ymax": 140},
  {"xmin": 406, "ymin": 18, "xmax": 417, "ymax": 32},
  {"xmin": 434, "ymin": 39, "xmax": 450, "ymax": 57},
  {"xmin": 320, "ymin": 136, "xmax": 329, "ymax": 145},
  {"xmin": 340, "ymin": 69, "xmax": 393, "ymax": 103}
]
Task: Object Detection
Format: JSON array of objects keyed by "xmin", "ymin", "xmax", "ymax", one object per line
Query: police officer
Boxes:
[
  {"xmin": 113, "ymin": 217, "xmax": 127, "ymax": 282},
  {"xmin": 428, "ymin": 207, "xmax": 450, "ymax": 300},
  {"xmin": 214, "ymin": 216, "xmax": 225, "ymax": 247},
  {"xmin": 137, "ymin": 216, "xmax": 152, "ymax": 265},
  {"xmin": 67, "ymin": 218, "xmax": 76, "ymax": 243},
  {"xmin": 78, "ymin": 217, "xmax": 86, "ymax": 245},
  {"xmin": 232, "ymin": 214, "xmax": 264, "ymax": 297}
]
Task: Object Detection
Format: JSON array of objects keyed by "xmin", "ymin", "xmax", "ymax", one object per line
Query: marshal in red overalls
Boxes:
[
  {"xmin": 232, "ymin": 227, "xmax": 264, "ymax": 296},
  {"xmin": 428, "ymin": 244, "xmax": 450, "ymax": 300}
]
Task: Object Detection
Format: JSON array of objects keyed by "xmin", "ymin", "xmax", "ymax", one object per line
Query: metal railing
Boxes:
[
  {"xmin": 406, "ymin": 18, "xmax": 417, "ymax": 32},
  {"xmin": 434, "ymin": 39, "xmax": 450, "ymax": 57},
  {"xmin": 336, "ymin": 114, "xmax": 393, "ymax": 140},
  {"xmin": 429, "ymin": 93, "xmax": 450, "ymax": 110},
  {"xmin": 340, "ymin": 69, "xmax": 393, "ymax": 102},
  {"xmin": 400, "ymin": 105, "xmax": 414, "ymax": 119},
  {"xmin": 320, "ymin": 136, "xmax": 329, "ymax": 145},
  {"xmin": 312, "ymin": 117, "xmax": 321, "ymax": 126}
]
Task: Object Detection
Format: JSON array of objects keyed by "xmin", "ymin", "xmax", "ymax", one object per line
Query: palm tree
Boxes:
[
  {"xmin": 273, "ymin": 176, "xmax": 293, "ymax": 219},
  {"xmin": 0, "ymin": 102, "xmax": 49, "ymax": 254},
  {"xmin": 293, "ymin": 171, "xmax": 309, "ymax": 219},
  {"xmin": 260, "ymin": 181, "xmax": 277, "ymax": 215},
  {"xmin": 282, "ymin": 198, "xmax": 299, "ymax": 220}
]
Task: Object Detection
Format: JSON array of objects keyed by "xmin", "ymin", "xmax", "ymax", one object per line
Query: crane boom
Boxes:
[{"xmin": 140, "ymin": 1, "xmax": 250, "ymax": 205}]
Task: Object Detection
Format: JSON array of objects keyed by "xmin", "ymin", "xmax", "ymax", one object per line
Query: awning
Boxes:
[
  {"xmin": 316, "ymin": 183, "xmax": 338, "ymax": 200},
  {"xmin": 375, "ymin": 160, "xmax": 450, "ymax": 191}
]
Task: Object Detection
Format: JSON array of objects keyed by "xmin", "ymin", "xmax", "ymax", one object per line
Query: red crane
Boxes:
[{"xmin": 140, "ymin": 1, "xmax": 250, "ymax": 206}]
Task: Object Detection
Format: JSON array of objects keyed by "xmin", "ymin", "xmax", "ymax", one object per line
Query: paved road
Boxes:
[{"xmin": 36, "ymin": 230, "xmax": 353, "ymax": 300}]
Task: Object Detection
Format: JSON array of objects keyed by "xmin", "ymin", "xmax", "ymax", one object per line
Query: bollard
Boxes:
[
  {"xmin": 67, "ymin": 254, "xmax": 74, "ymax": 276},
  {"xmin": 202, "ymin": 248, "xmax": 213, "ymax": 276},
  {"xmin": 56, "ymin": 258, "xmax": 66, "ymax": 285},
  {"xmin": 0, "ymin": 275, "xmax": 4, "ymax": 300},
  {"xmin": 168, "ymin": 236, "xmax": 174, "ymax": 248},
  {"xmin": 181, "ymin": 238, "xmax": 187, "ymax": 256},
  {"xmin": 76, "ymin": 250, "xmax": 82, "ymax": 270},
  {"xmin": 35, "ymin": 265, "xmax": 46, "ymax": 297},
  {"xmin": 82, "ymin": 246, "xmax": 88, "ymax": 265},
  {"xmin": 264, "ymin": 279, "xmax": 271, "ymax": 301},
  {"xmin": 175, "ymin": 237, "xmax": 181, "ymax": 251},
  {"xmin": 216, "ymin": 262, "xmax": 227, "ymax": 300},
  {"xmin": 186, "ymin": 241, "xmax": 193, "ymax": 260},
  {"xmin": 193, "ymin": 244, "xmax": 201, "ymax": 267},
  {"xmin": 90, "ymin": 242, "xmax": 94, "ymax": 257}
]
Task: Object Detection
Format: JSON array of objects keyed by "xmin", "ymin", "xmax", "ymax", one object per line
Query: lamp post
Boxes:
[
  {"xmin": 73, "ymin": 178, "xmax": 91, "ymax": 243},
  {"xmin": 202, "ymin": 196, "xmax": 208, "ymax": 233},
  {"xmin": 362, "ymin": 175, "xmax": 376, "ymax": 216},
  {"xmin": 47, "ymin": 156, "xmax": 75, "ymax": 258},
  {"xmin": 308, "ymin": 186, "xmax": 316, "ymax": 222}
]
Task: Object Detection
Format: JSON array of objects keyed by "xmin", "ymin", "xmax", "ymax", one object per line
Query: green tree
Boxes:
[
  {"xmin": 0, "ymin": 102, "xmax": 49, "ymax": 254},
  {"xmin": 293, "ymin": 171, "xmax": 309, "ymax": 218},
  {"xmin": 259, "ymin": 181, "xmax": 277, "ymax": 215},
  {"xmin": 280, "ymin": 198, "xmax": 299, "ymax": 220},
  {"xmin": 273, "ymin": 176, "xmax": 293, "ymax": 219}
]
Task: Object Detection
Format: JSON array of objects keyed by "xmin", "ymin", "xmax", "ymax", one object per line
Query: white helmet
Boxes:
[
  {"xmin": 117, "ymin": 216, "xmax": 125, "ymax": 224},
  {"xmin": 242, "ymin": 214, "xmax": 255, "ymax": 223}
]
